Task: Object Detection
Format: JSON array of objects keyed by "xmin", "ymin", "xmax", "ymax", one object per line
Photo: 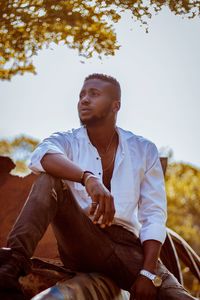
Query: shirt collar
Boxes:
[{"xmin": 75, "ymin": 125, "xmax": 133, "ymax": 145}]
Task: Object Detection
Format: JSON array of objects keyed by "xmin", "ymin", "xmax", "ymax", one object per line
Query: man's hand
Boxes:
[
  {"xmin": 129, "ymin": 275, "xmax": 158, "ymax": 300},
  {"xmin": 85, "ymin": 176, "xmax": 115, "ymax": 228}
]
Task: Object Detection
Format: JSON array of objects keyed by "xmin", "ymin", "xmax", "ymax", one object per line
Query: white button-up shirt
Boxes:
[{"xmin": 29, "ymin": 126, "xmax": 167, "ymax": 244}]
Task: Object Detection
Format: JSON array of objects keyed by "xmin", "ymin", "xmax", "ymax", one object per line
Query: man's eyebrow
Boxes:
[
  {"xmin": 88, "ymin": 87, "xmax": 101, "ymax": 91},
  {"xmin": 79, "ymin": 87, "xmax": 101, "ymax": 95}
]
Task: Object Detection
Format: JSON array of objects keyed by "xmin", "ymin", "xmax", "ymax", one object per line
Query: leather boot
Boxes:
[{"xmin": 0, "ymin": 247, "xmax": 30, "ymax": 293}]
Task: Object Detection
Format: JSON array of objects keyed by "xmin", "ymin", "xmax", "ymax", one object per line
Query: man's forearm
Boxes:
[
  {"xmin": 41, "ymin": 153, "xmax": 84, "ymax": 183},
  {"xmin": 142, "ymin": 240, "xmax": 162, "ymax": 273}
]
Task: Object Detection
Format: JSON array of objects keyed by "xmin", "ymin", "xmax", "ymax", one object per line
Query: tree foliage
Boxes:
[
  {"xmin": 1, "ymin": 0, "xmax": 200, "ymax": 80},
  {"xmin": 165, "ymin": 163, "xmax": 200, "ymax": 296},
  {"xmin": 166, "ymin": 163, "xmax": 200, "ymax": 254},
  {"xmin": 0, "ymin": 135, "xmax": 39, "ymax": 174}
]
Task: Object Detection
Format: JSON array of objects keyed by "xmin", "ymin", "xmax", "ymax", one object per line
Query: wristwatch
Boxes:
[{"xmin": 139, "ymin": 269, "xmax": 162, "ymax": 287}]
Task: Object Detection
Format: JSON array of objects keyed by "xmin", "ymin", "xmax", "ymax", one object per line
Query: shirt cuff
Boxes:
[{"xmin": 139, "ymin": 223, "xmax": 167, "ymax": 244}]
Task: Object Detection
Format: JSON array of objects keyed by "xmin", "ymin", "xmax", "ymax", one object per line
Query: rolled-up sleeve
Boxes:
[
  {"xmin": 28, "ymin": 132, "xmax": 71, "ymax": 174},
  {"xmin": 138, "ymin": 142, "xmax": 167, "ymax": 244}
]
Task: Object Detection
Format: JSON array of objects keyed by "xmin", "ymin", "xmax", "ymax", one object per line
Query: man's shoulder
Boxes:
[
  {"xmin": 119, "ymin": 128, "xmax": 159, "ymax": 165},
  {"xmin": 118, "ymin": 127, "xmax": 154, "ymax": 147},
  {"xmin": 50, "ymin": 127, "xmax": 84, "ymax": 140}
]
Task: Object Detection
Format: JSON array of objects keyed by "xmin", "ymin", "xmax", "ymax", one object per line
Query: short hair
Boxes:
[{"xmin": 84, "ymin": 73, "xmax": 121, "ymax": 100}]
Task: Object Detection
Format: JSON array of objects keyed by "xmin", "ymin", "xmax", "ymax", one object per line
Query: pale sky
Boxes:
[{"xmin": 1, "ymin": 8, "xmax": 200, "ymax": 167}]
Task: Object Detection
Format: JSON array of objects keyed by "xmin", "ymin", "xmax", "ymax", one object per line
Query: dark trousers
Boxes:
[{"xmin": 7, "ymin": 173, "xmax": 196, "ymax": 299}]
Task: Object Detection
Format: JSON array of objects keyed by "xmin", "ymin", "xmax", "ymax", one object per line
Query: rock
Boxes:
[
  {"xmin": 0, "ymin": 156, "xmax": 58, "ymax": 258},
  {"xmin": 0, "ymin": 156, "xmax": 16, "ymax": 175}
]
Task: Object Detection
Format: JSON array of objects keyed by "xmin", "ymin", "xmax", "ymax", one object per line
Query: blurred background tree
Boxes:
[
  {"xmin": 1, "ymin": 0, "xmax": 200, "ymax": 80},
  {"xmin": 166, "ymin": 163, "xmax": 200, "ymax": 254},
  {"xmin": 165, "ymin": 163, "xmax": 200, "ymax": 297},
  {"xmin": 0, "ymin": 136, "xmax": 39, "ymax": 174}
]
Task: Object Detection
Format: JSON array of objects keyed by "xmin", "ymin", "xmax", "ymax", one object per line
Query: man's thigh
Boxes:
[
  {"xmin": 97, "ymin": 225, "xmax": 144, "ymax": 290},
  {"xmin": 51, "ymin": 187, "xmax": 117, "ymax": 272},
  {"xmin": 51, "ymin": 187, "xmax": 144, "ymax": 289}
]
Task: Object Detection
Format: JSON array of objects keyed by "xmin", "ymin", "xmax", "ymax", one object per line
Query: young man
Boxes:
[{"xmin": 0, "ymin": 74, "xmax": 197, "ymax": 300}]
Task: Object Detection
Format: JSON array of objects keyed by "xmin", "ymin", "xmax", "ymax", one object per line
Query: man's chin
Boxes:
[
  {"xmin": 79, "ymin": 118, "xmax": 87, "ymax": 126},
  {"xmin": 79, "ymin": 117, "xmax": 97, "ymax": 126}
]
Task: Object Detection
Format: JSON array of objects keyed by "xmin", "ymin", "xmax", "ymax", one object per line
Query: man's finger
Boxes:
[
  {"xmin": 104, "ymin": 195, "xmax": 115, "ymax": 226},
  {"xmin": 89, "ymin": 193, "xmax": 99, "ymax": 215},
  {"xmin": 101, "ymin": 194, "xmax": 113, "ymax": 226},
  {"xmin": 93, "ymin": 197, "xmax": 105, "ymax": 223},
  {"xmin": 89, "ymin": 200, "xmax": 98, "ymax": 216},
  {"xmin": 108, "ymin": 195, "xmax": 115, "ymax": 224}
]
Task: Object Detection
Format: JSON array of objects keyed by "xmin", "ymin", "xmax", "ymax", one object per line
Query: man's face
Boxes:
[{"xmin": 78, "ymin": 79, "xmax": 118, "ymax": 126}]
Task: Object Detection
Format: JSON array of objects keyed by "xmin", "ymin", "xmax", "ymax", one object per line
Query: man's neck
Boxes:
[{"xmin": 86, "ymin": 122, "xmax": 117, "ymax": 150}]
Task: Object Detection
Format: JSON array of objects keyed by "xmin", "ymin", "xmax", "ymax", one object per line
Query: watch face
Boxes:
[{"xmin": 153, "ymin": 276, "xmax": 162, "ymax": 287}]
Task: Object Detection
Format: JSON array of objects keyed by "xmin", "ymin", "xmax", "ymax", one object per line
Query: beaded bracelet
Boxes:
[{"xmin": 84, "ymin": 174, "xmax": 98, "ymax": 186}]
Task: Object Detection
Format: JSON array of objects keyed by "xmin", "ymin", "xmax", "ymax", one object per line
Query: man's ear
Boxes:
[{"xmin": 112, "ymin": 101, "xmax": 121, "ymax": 112}]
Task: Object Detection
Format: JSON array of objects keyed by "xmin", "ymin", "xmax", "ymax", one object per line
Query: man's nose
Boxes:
[{"xmin": 80, "ymin": 95, "xmax": 90, "ymax": 104}]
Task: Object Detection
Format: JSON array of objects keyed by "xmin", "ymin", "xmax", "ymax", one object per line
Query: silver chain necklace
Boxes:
[{"xmin": 98, "ymin": 129, "xmax": 116, "ymax": 157}]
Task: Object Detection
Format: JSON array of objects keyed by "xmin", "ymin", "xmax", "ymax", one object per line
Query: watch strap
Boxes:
[{"xmin": 139, "ymin": 269, "xmax": 156, "ymax": 281}]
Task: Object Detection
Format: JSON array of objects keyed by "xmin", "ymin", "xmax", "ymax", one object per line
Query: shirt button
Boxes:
[
  {"xmin": 98, "ymin": 172, "xmax": 101, "ymax": 175},
  {"xmin": 96, "ymin": 157, "xmax": 99, "ymax": 160}
]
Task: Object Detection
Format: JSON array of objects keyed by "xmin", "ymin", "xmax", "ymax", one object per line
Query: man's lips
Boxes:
[{"xmin": 79, "ymin": 108, "xmax": 91, "ymax": 113}]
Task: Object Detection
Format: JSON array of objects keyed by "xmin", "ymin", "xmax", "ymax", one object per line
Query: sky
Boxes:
[{"xmin": 1, "ymin": 7, "xmax": 200, "ymax": 168}]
